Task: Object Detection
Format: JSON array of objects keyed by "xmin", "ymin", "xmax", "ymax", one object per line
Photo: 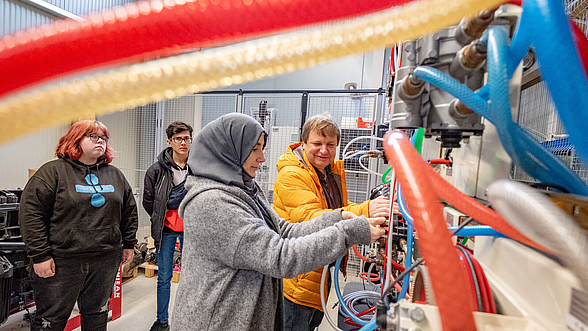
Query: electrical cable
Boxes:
[
  {"xmin": 469, "ymin": 247, "xmax": 496, "ymax": 313},
  {"xmin": 382, "ymin": 258, "xmax": 424, "ymax": 297},
  {"xmin": 342, "ymin": 136, "xmax": 384, "ymax": 161},
  {"xmin": 320, "ymin": 265, "xmax": 344, "ymax": 331},
  {"xmin": 358, "ymin": 154, "xmax": 385, "ymax": 177},
  {"xmin": 457, "ymin": 245, "xmax": 484, "ymax": 312},
  {"xmin": 397, "ymin": 220, "xmax": 413, "ymax": 301},
  {"xmin": 382, "ymin": 166, "xmax": 393, "ymax": 184}
]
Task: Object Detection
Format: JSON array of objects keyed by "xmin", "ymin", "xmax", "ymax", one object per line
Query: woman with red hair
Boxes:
[{"xmin": 19, "ymin": 120, "xmax": 138, "ymax": 331}]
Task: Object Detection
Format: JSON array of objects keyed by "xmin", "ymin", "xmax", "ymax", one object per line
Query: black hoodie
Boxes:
[{"xmin": 19, "ymin": 157, "xmax": 138, "ymax": 264}]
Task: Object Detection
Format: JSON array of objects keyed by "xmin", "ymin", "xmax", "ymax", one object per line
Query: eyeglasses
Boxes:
[
  {"xmin": 171, "ymin": 136, "xmax": 193, "ymax": 144},
  {"xmin": 85, "ymin": 133, "xmax": 109, "ymax": 143}
]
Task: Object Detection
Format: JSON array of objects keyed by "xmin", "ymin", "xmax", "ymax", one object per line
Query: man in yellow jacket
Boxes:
[{"xmin": 273, "ymin": 113, "xmax": 390, "ymax": 331}]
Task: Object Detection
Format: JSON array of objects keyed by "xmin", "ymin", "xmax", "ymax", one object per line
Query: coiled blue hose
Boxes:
[{"xmin": 334, "ymin": 258, "xmax": 368, "ymax": 326}]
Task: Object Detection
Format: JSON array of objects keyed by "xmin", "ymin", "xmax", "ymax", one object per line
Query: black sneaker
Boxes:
[{"xmin": 149, "ymin": 320, "xmax": 170, "ymax": 331}]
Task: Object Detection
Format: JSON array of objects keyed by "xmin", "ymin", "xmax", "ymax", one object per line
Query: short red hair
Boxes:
[{"xmin": 55, "ymin": 120, "xmax": 115, "ymax": 164}]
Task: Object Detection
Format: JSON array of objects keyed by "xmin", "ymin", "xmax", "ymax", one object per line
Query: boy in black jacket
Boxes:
[{"xmin": 143, "ymin": 121, "xmax": 193, "ymax": 331}]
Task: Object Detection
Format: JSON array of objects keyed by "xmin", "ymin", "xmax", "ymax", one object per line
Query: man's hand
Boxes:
[
  {"xmin": 369, "ymin": 197, "xmax": 391, "ymax": 218},
  {"xmin": 392, "ymin": 201, "xmax": 399, "ymax": 215},
  {"xmin": 33, "ymin": 258, "xmax": 55, "ymax": 278},
  {"xmin": 122, "ymin": 248, "xmax": 134, "ymax": 265},
  {"xmin": 368, "ymin": 217, "xmax": 387, "ymax": 243}
]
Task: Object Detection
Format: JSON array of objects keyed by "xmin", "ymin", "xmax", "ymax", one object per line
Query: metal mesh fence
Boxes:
[
  {"xmin": 513, "ymin": 81, "xmax": 588, "ymax": 184},
  {"xmin": 565, "ymin": 0, "xmax": 588, "ymax": 35},
  {"xmin": 98, "ymin": 103, "xmax": 157, "ymax": 242},
  {"xmin": 200, "ymin": 95, "xmax": 238, "ymax": 127},
  {"xmin": 243, "ymin": 95, "xmax": 302, "ymax": 202}
]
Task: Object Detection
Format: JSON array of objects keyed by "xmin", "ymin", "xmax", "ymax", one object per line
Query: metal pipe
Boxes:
[{"xmin": 13, "ymin": 0, "xmax": 84, "ymax": 21}]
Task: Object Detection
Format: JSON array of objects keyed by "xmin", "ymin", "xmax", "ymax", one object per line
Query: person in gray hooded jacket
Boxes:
[{"xmin": 171, "ymin": 113, "xmax": 385, "ymax": 331}]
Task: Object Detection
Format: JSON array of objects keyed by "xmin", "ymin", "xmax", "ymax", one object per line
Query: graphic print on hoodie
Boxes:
[{"xmin": 75, "ymin": 173, "xmax": 115, "ymax": 207}]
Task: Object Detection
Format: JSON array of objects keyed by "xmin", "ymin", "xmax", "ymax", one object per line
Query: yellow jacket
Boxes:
[{"xmin": 272, "ymin": 142, "xmax": 370, "ymax": 311}]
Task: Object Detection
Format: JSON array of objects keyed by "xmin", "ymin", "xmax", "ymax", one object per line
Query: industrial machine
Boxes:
[
  {"xmin": 320, "ymin": 2, "xmax": 588, "ymax": 331},
  {"xmin": 0, "ymin": 189, "xmax": 34, "ymax": 326}
]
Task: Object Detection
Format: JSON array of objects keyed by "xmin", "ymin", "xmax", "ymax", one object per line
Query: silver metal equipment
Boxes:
[{"xmin": 390, "ymin": 10, "xmax": 517, "ymax": 148}]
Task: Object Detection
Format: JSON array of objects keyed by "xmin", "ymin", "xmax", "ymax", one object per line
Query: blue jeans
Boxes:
[
  {"xmin": 29, "ymin": 253, "xmax": 121, "ymax": 331},
  {"xmin": 155, "ymin": 232, "xmax": 183, "ymax": 323},
  {"xmin": 283, "ymin": 297, "xmax": 324, "ymax": 331}
]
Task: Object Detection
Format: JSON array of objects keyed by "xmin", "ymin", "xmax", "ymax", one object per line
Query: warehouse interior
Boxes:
[{"xmin": 1, "ymin": 0, "xmax": 588, "ymax": 330}]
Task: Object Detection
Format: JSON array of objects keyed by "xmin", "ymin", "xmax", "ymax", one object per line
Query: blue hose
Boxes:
[
  {"xmin": 412, "ymin": 67, "xmax": 489, "ymax": 117},
  {"xmin": 398, "ymin": 218, "xmax": 413, "ymax": 301},
  {"xmin": 448, "ymin": 225, "xmax": 507, "ymax": 238},
  {"xmin": 396, "ymin": 183, "xmax": 414, "ymax": 227},
  {"xmin": 358, "ymin": 319, "xmax": 377, "ymax": 331},
  {"xmin": 485, "ymin": 27, "xmax": 588, "ymax": 196},
  {"xmin": 334, "ymin": 258, "xmax": 368, "ymax": 326}
]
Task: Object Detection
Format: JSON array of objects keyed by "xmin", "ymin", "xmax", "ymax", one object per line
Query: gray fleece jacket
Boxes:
[{"xmin": 172, "ymin": 176, "xmax": 370, "ymax": 331}]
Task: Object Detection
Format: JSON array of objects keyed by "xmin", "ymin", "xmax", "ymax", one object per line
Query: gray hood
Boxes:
[{"xmin": 188, "ymin": 113, "xmax": 266, "ymax": 189}]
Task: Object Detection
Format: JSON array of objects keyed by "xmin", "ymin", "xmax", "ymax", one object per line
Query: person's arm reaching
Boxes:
[{"xmin": 185, "ymin": 191, "xmax": 386, "ymax": 279}]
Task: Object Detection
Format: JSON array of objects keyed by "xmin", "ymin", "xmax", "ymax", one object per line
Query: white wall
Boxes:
[
  {"xmin": 0, "ymin": 125, "xmax": 68, "ymax": 189},
  {"xmin": 221, "ymin": 49, "xmax": 386, "ymax": 91}
]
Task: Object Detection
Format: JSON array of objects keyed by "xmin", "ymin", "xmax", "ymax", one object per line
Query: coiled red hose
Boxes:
[
  {"xmin": 0, "ymin": 0, "xmax": 413, "ymax": 98},
  {"xmin": 384, "ymin": 130, "xmax": 477, "ymax": 331}
]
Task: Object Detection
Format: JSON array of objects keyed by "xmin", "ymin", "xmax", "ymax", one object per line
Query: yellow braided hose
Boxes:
[{"xmin": 0, "ymin": 0, "xmax": 503, "ymax": 144}]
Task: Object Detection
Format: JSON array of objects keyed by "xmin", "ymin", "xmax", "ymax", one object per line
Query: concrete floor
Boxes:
[{"xmin": 1, "ymin": 269, "xmax": 349, "ymax": 331}]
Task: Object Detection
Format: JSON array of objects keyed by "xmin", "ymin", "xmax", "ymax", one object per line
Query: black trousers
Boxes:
[{"xmin": 29, "ymin": 253, "xmax": 121, "ymax": 331}]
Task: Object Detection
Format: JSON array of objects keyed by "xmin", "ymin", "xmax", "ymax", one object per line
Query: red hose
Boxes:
[
  {"xmin": 0, "ymin": 0, "xmax": 414, "ymax": 98},
  {"xmin": 420, "ymin": 156, "xmax": 546, "ymax": 251},
  {"xmin": 359, "ymin": 272, "xmax": 381, "ymax": 282},
  {"xmin": 428, "ymin": 158, "xmax": 452, "ymax": 165},
  {"xmin": 457, "ymin": 248, "xmax": 480, "ymax": 312},
  {"xmin": 352, "ymin": 245, "xmax": 371, "ymax": 262},
  {"xmin": 570, "ymin": 20, "xmax": 588, "ymax": 82},
  {"xmin": 470, "ymin": 250, "xmax": 496, "ymax": 313},
  {"xmin": 384, "ymin": 130, "xmax": 477, "ymax": 331}
]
